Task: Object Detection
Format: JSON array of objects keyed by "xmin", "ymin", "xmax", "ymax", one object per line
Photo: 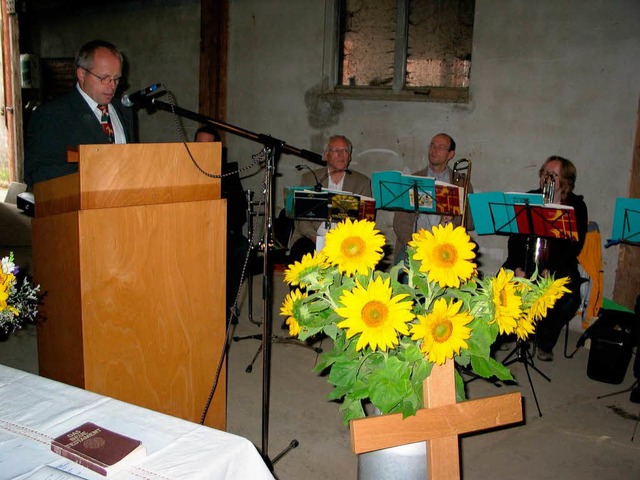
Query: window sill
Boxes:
[{"xmin": 325, "ymin": 86, "xmax": 469, "ymax": 103}]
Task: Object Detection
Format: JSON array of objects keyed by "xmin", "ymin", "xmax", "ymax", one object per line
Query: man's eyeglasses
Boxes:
[
  {"xmin": 429, "ymin": 143, "xmax": 449, "ymax": 152},
  {"xmin": 81, "ymin": 67, "xmax": 121, "ymax": 85},
  {"xmin": 327, "ymin": 147, "xmax": 351, "ymax": 155},
  {"xmin": 540, "ymin": 170, "xmax": 560, "ymax": 179}
]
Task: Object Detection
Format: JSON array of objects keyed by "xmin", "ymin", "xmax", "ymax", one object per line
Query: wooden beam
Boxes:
[
  {"xmin": 613, "ymin": 96, "xmax": 640, "ymax": 309},
  {"xmin": 199, "ymin": 0, "xmax": 228, "ymax": 122},
  {"xmin": 350, "ymin": 391, "xmax": 522, "ymax": 454},
  {"xmin": 350, "ymin": 360, "xmax": 523, "ymax": 480}
]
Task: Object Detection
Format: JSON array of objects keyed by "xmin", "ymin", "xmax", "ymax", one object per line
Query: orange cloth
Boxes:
[{"xmin": 577, "ymin": 223, "xmax": 604, "ymax": 328}]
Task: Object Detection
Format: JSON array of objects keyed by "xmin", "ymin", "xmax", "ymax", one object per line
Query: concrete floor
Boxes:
[{"xmin": 1, "ymin": 193, "xmax": 639, "ymax": 480}]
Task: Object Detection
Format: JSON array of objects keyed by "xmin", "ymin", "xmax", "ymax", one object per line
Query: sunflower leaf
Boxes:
[
  {"xmin": 470, "ymin": 355, "xmax": 514, "ymax": 381},
  {"xmin": 327, "ymin": 384, "xmax": 350, "ymax": 400},
  {"xmin": 297, "ymin": 326, "xmax": 323, "ymax": 341},
  {"xmin": 368, "ymin": 356, "xmax": 412, "ymax": 413},
  {"xmin": 455, "ymin": 370, "xmax": 467, "ymax": 402},
  {"xmin": 399, "ymin": 342, "xmax": 424, "ymax": 363},
  {"xmin": 340, "ymin": 396, "xmax": 366, "ymax": 424},
  {"xmin": 323, "ymin": 322, "xmax": 340, "ymax": 341},
  {"xmin": 328, "ymin": 359, "xmax": 358, "ymax": 388}
]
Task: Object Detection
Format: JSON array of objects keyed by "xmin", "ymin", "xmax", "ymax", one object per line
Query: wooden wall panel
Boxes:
[{"xmin": 613, "ymin": 97, "xmax": 640, "ymax": 310}]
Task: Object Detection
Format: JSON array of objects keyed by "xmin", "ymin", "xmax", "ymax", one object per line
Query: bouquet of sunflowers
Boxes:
[
  {"xmin": 280, "ymin": 219, "xmax": 569, "ymax": 424},
  {"xmin": 0, "ymin": 252, "xmax": 40, "ymax": 336}
]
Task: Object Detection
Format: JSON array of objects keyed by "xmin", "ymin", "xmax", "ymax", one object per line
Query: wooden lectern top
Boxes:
[{"xmin": 34, "ymin": 142, "xmax": 222, "ymax": 217}]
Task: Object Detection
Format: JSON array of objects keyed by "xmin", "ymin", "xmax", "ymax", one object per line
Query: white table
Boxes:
[{"xmin": 0, "ymin": 364, "xmax": 274, "ymax": 480}]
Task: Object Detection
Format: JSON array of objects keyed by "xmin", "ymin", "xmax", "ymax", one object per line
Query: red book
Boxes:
[
  {"xmin": 513, "ymin": 203, "xmax": 578, "ymax": 240},
  {"xmin": 359, "ymin": 197, "xmax": 376, "ymax": 221},
  {"xmin": 51, "ymin": 422, "xmax": 146, "ymax": 477},
  {"xmin": 435, "ymin": 182, "xmax": 462, "ymax": 215}
]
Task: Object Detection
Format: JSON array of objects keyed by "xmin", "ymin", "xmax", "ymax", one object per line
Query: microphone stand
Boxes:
[{"xmin": 146, "ymin": 97, "xmax": 324, "ymax": 468}]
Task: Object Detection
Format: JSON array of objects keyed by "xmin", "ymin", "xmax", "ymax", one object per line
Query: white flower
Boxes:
[{"xmin": 1, "ymin": 256, "xmax": 16, "ymax": 275}]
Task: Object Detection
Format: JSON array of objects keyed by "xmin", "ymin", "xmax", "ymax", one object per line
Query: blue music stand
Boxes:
[{"xmin": 606, "ymin": 197, "xmax": 640, "ymax": 247}]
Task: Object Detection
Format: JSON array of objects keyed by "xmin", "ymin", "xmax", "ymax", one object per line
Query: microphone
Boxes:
[
  {"xmin": 296, "ymin": 165, "xmax": 352, "ymax": 192},
  {"xmin": 316, "ymin": 169, "xmax": 352, "ymax": 187},
  {"xmin": 296, "ymin": 164, "xmax": 323, "ymax": 192},
  {"xmin": 121, "ymin": 84, "xmax": 163, "ymax": 107}
]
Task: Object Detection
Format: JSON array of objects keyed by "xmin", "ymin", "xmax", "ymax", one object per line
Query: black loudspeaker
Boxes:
[
  {"xmin": 587, "ymin": 325, "xmax": 634, "ymax": 385},
  {"xmin": 16, "ymin": 192, "xmax": 35, "ymax": 217}
]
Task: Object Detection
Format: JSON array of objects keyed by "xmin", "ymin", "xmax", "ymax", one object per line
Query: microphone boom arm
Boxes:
[{"xmin": 148, "ymin": 98, "xmax": 324, "ymax": 165}]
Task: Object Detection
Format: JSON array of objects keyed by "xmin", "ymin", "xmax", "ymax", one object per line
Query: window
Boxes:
[{"xmin": 324, "ymin": 0, "xmax": 475, "ymax": 102}]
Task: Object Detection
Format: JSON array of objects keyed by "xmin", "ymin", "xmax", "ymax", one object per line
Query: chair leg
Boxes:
[{"xmin": 564, "ymin": 313, "xmax": 584, "ymax": 359}]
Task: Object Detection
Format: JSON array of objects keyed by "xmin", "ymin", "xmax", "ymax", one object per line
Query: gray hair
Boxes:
[
  {"xmin": 75, "ymin": 40, "xmax": 123, "ymax": 70},
  {"xmin": 324, "ymin": 135, "xmax": 353, "ymax": 154}
]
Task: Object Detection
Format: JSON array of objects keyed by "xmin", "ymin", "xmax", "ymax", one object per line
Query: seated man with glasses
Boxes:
[
  {"xmin": 393, "ymin": 132, "xmax": 474, "ymax": 263},
  {"xmin": 25, "ymin": 39, "xmax": 135, "ymax": 186},
  {"xmin": 288, "ymin": 135, "xmax": 372, "ymax": 263}
]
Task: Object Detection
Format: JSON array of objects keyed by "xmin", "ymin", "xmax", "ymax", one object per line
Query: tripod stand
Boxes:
[
  {"xmin": 597, "ymin": 380, "xmax": 639, "ymax": 401},
  {"xmin": 501, "ymin": 339, "xmax": 551, "ymax": 417},
  {"xmin": 231, "ymin": 190, "xmax": 323, "ymax": 374}
]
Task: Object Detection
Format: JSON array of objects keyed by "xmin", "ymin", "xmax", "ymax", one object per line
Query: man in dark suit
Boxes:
[
  {"xmin": 25, "ymin": 40, "xmax": 135, "ymax": 187},
  {"xmin": 288, "ymin": 135, "xmax": 372, "ymax": 262}
]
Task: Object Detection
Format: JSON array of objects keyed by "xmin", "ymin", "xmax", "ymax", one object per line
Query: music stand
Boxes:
[
  {"xmin": 285, "ymin": 187, "xmax": 330, "ymax": 221},
  {"xmin": 601, "ymin": 198, "xmax": 640, "ymax": 418},
  {"xmin": 467, "ymin": 193, "xmax": 579, "ymax": 416},
  {"xmin": 371, "ymin": 170, "xmax": 463, "ymax": 217},
  {"xmin": 285, "ymin": 187, "xmax": 375, "ymax": 223},
  {"xmin": 606, "ymin": 197, "xmax": 640, "ymax": 247}
]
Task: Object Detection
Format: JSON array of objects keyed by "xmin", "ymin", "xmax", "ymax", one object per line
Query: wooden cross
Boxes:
[{"xmin": 350, "ymin": 360, "xmax": 523, "ymax": 480}]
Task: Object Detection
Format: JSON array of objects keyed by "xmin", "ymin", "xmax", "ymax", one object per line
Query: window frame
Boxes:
[{"xmin": 322, "ymin": 0, "xmax": 471, "ymax": 103}]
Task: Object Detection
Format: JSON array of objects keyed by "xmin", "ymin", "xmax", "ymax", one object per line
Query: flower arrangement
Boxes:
[
  {"xmin": 280, "ymin": 219, "xmax": 569, "ymax": 424},
  {"xmin": 0, "ymin": 252, "xmax": 40, "ymax": 336}
]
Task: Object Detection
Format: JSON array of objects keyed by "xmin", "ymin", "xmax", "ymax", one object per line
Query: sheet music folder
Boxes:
[
  {"xmin": 285, "ymin": 187, "xmax": 329, "ymax": 220},
  {"xmin": 609, "ymin": 197, "xmax": 640, "ymax": 246},
  {"xmin": 468, "ymin": 191, "xmax": 578, "ymax": 241},
  {"xmin": 284, "ymin": 187, "xmax": 376, "ymax": 222},
  {"xmin": 371, "ymin": 170, "xmax": 462, "ymax": 215}
]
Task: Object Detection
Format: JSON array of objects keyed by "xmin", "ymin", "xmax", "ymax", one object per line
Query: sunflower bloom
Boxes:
[
  {"xmin": 0, "ymin": 272, "xmax": 13, "ymax": 309},
  {"xmin": 489, "ymin": 268, "xmax": 522, "ymax": 335},
  {"xmin": 323, "ymin": 219, "xmax": 385, "ymax": 276},
  {"xmin": 514, "ymin": 313, "xmax": 536, "ymax": 341},
  {"xmin": 279, "ymin": 289, "xmax": 308, "ymax": 337},
  {"xmin": 409, "ymin": 223, "xmax": 476, "ymax": 288},
  {"xmin": 411, "ymin": 298, "xmax": 472, "ymax": 365},
  {"xmin": 335, "ymin": 276, "xmax": 414, "ymax": 351},
  {"xmin": 529, "ymin": 276, "xmax": 571, "ymax": 321},
  {"xmin": 284, "ymin": 252, "xmax": 328, "ymax": 288}
]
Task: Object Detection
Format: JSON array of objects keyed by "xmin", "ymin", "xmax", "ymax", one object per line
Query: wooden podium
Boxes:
[{"xmin": 31, "ymin": 142, "xmax": 227, "ymax": 430}]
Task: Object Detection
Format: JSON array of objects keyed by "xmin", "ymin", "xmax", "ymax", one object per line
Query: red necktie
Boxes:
[{"xmin": 98, "ymin": 104, "xmax": 115, "ymax": 143}]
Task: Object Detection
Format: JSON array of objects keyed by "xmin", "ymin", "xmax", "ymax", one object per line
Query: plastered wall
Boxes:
[{"xmin": 25, "ymin": 0, "xmax": 640, "ymax": 299}]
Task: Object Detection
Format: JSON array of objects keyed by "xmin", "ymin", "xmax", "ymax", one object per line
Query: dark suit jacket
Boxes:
[
  {"xmin": 25, "ymin": 87, "xmax": 135, "ymax": 186},
  {"xmin": 289, "ymin": 168, "xmax": 372, "ymax": 247}
]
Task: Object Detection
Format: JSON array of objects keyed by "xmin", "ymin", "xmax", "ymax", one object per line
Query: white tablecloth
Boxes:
[{"xmin": 0, "ymin": 364, "xmax": 274, "ymax": 480}]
